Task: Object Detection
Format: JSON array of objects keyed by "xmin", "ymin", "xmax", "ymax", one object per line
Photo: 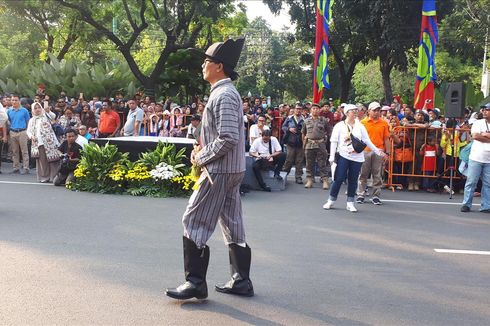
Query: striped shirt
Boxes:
[{"xmin": 195, "ymin": 78, "xmax": 245, "ymax": 173}]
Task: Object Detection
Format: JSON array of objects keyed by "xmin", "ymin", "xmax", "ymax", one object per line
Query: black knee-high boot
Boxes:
[
  {"xmin": 215, "ymin": 243, "xmax": 254, "ymax": 297},
  {"xmin": 166, "ymin": 236, "xmax": 210, "ymax": 300}
]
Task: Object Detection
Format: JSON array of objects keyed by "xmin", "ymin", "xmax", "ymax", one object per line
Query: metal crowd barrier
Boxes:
[{"xmin": 385, "ymin": 125, "xmax": 471, "ymax": 191}]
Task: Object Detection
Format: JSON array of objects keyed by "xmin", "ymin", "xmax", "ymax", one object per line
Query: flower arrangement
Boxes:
[
  {"xmin": 70, "ymin": 142, "xmax": 195, "ymax": 197},
  {"xmin": 150, "ymin": 162, "xmax": 182, "ymax": 181}
]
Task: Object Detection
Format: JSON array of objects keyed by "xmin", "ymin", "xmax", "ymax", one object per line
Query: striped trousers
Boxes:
[{"xmin": 183, "ymin": 172, "xmax": 246, "ymax": 248}]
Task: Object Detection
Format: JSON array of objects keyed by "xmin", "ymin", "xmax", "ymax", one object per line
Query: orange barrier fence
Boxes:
[{"xmin": 385, "ymin": 126, "xmax": 471, "ymax": 191}]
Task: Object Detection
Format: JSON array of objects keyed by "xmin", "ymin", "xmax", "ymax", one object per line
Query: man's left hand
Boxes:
[{"xmin": 191, "ymin": 144, "xmax": 202, "ymax": 165}]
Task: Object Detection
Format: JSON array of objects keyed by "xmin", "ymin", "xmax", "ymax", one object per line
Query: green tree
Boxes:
[
  {"xmin": 1, "ymin": 0, "xmax": 86, "ymax": 62},
  {"xmin": 55, "ymin": 0, "xmax": 235, "ymax": 97},
  {"xmin": 263, "ymin": 0, "xmax": 370, "ymax": 102},
  {"xmin": 0, "ymin": 6, "xmax": 42, "ymax": 67}
]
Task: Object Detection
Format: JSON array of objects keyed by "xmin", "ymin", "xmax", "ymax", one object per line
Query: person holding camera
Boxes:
[
  {"xmin": 53, "ymin": 128, "xmax": 82, "ymax": 186},
  {"xmin": 58, "ymin": 108, "xmax": 81, "ymax": 133},
  {"xmin": 249, "ymin": 129, "xmax": 286, "ymax": 192}
]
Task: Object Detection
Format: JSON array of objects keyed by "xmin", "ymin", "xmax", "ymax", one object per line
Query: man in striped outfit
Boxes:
[{"xmin": 166, "ymin": 37, "xmax": 254, "ymax": 300}]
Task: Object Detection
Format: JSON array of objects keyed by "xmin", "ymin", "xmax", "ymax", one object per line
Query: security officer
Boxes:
[{"xmin": 302, "ymin": 103, "xmax": 332, "ymax": 189}]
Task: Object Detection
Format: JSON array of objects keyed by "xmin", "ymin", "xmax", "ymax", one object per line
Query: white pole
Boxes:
[{"xmin": 482, "ymin": 26, "xmax": 490, "ymax": 97}]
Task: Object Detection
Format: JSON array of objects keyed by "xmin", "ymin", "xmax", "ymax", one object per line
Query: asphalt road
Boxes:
[{"xmin": 1, "ymin": 168, "xmax": 489, "ymax": 325}]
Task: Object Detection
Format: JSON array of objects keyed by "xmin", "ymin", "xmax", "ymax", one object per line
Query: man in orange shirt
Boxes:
[
  {"xmin": 97, "ymin": 99, "xmax": 121, "ymax": 138},
  {"xmin": 356, "ymin": 101, "xmax": 390, "ymax": 205}
]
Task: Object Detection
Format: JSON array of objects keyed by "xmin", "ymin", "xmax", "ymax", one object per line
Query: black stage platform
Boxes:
[{"xmin": 90, "ymin": 136, "xmax": 195, "ymax": 162}]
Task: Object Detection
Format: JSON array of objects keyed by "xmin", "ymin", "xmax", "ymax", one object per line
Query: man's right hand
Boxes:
[{"xmin": 289, "ymin": 127, "xmax": 296, "ymax": 134}]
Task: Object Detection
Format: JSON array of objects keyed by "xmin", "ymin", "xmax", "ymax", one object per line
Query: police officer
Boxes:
[{"xmin": 302, "ymin": 103, "xmax": 332, "ymax": 189}]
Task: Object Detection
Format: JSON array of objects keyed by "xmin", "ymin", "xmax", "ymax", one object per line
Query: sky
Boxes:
[{"xmin": 237, "ymin": 0, "xmax": 295, "ymax": 32}]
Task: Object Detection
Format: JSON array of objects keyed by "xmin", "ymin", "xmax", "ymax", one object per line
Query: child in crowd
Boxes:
[
  {"xmin": 439, "ymin": 119, "xmax": 468, "ymax": 193},
  {"xmin": 419, "ymin": 135, "xmax": 439, "ymax": 192},
  {"xmin": 148, "ymin": 114, "xmax": 159, "ymax": 136}
]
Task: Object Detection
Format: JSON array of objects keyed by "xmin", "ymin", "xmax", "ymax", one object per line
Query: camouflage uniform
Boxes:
[{"xmin": 302, "ymin": 116, "xmax": 331, "ymax": 187}]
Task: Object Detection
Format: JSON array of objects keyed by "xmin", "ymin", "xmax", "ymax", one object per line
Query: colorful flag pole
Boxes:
[
  {"xmin": 313, "ymin": 0, "xmax": 334, "ymax": 104},
  {"xmin": 413, "ymin": 0, "xmax": 438, "ymax": 109}
]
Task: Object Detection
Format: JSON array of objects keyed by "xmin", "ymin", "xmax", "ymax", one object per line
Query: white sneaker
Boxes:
[
  {"xmin": 323, "ymin": 200, "xmax": 335, "ymax": 210},
  {"xmin": 346, "ymin": 202, "xmax": 358, "ymax": 212}
]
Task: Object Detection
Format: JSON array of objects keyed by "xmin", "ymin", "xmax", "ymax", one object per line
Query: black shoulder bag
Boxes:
[{"xmin": 345, "ymin": 121, "xmax": 367, "ymax": 153}]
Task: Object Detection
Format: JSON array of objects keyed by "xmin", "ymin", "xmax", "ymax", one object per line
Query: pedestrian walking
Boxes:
[
  {"xmin": 356, "ymin": 102, "xmax": 390, "ymax": 205},
  {"xmin": 324, "ymin": 104, "xmax": 387, "ymax": 212},
  {"xmin": 166, "ymin": 38, "xmax": 254, "ymax": 300}
]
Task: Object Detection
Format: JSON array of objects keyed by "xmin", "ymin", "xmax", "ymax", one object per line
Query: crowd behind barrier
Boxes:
[
  {"xmin": 386, "ymin": 125, "xmax": 471, "ymax": 192},
  {"xmin": 0, "ymin": 91, "xmax": 488, "ymax": 214}
]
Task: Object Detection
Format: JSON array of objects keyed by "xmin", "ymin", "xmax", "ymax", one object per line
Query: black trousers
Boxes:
[{"xmin": 252, "ymin": 153, "xmax": 286, "ymax": 187}]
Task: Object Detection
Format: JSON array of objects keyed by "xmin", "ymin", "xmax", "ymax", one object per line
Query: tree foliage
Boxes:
[
  {"xmin": 235, "ymin": 17, "xmax": 311, "ymax": 103},
  {"xmin": 264, "ymin": 0, "xmax": 457, "ymax": 103},
  {"xmin": 54, "ymin": 0, "xmax": 235, "ymax": 97}
]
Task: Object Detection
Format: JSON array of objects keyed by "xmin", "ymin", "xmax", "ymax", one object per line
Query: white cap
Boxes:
[
  {"xmin": 368, "ymin": 101, "xmax": 381, "ymax": 111},
  {"xmin": 343, "ymin": 104, "xmax": 358, "ymax": 115}
]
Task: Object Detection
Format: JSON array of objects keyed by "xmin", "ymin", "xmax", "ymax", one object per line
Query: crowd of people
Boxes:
[
  {"xmin": 0, "ymin": 90, "xmax": 488, "ymax": 213},
  {"xmin": 0, "ymin": 91, "xmax": 203, "ymax": 184},
  {"xmin": 242, "ymin": 97, "xmax": 489, "ymax": 213}
]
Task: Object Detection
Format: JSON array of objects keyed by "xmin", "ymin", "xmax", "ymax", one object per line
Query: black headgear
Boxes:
[{"xmin": 191, "ymin": 38, "xmax": 245, "ymax": 81}]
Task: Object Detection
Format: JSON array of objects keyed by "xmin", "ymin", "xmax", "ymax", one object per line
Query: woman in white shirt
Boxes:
[{"xmin": 324, "ymin": 104, "xmax": 387, "ymax": 212}]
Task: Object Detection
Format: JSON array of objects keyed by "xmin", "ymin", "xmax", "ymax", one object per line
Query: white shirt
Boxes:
[
  {"xmin": 469, "ymin": 119, "xmax": 490, "ymax": 163},
  {"xmin": 76, "ymin": 134, "xmax": 89, "ymax": 148},
  {"xmin": 0, "ymin": 103, "xmax": 7, "ymax": 125},
  {"xmin": 330, "ymin": 120, "xmax": 381, "ymax": 163},
  {"xmin": 249, "ymin": 124, "xmax": 269, "ymax": 143},
  {"xmin": 250, "ymin": 136, "xmax": 281, "ymax": 157},
  {"xmin": 27, "ymin": 118, "xmax": 44, "ymax": 146},
  {"xmin": 123, "ymin": 107, "xmax": 144, "ymax": 136},
  {"xmin": 187, "ymin": 122, "xmax": 196, "ymax": 138}
]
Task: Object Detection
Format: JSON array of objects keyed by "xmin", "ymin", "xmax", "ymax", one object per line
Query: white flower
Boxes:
[{"xmin": 150, "ymin": 162, "xmax": 182, "ymax": 181}]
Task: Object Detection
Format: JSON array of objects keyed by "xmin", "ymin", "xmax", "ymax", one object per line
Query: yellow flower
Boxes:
[
  {"xmin": 74, "ymin": 165, "xmax": 88, "ymax": 178},
  {"xmin": 172, "ymin": 174, "xmax": 196, "ymax": 191},
  {"xmin": 107, "ymin": 164, "xmax": 126, "ymax": 182},
  {"xmin": 126, "ymin": 163, "xmax": 151, "ymax": 181}
]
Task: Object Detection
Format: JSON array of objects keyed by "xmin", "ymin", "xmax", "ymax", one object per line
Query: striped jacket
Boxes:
[{"xmin": 195, "ymin": 78, "xmax": 245, "ymax": 173}]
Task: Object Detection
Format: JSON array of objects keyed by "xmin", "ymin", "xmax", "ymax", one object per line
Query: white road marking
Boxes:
[
  {"xmin": 383, "ymin": 199, "xmax": 480, "ymax": 206},
  {"xmin": 434, "ymin": 249, "xmax": 490, "ymax": 255},
  {"xmin": 0, "ymin": 180, "xmax": 51, "ymax": 186}
]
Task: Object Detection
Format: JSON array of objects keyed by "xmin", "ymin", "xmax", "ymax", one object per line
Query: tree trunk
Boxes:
[
  {"xmin": 330, "ymin": 45, "xmax": 363, "ymax": 102},
  {"xmin": 143, "ymin": 80, "xmax": 156, "ymax": 99},
  {"xmin": 339, "ymin": 71, "xmax": 350, "ymax": 103},
  {"xmin": 379, "ymin": 58, "xmax": 393, "ymax": 104},
  {"xmin": 45, "ymin": 34, "xmax": 54, "ymax": 63}
]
